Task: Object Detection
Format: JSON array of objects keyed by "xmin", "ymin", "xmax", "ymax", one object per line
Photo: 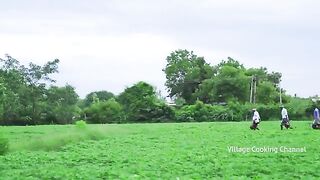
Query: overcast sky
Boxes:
[{"xmin": 1, "ymin": 0, "xmax": 319, "ymax": 98}]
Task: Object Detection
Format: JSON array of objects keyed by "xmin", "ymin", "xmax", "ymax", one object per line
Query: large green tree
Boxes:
[
  {"xmin": 195, "ymin": 65, "xmax": 250, "ymax": 103},
  {"xmin": 163, "ymin": 49, "xmax": 214, "ymax": 104},
  {"xmin": 85, "ymin": 98, "xmax": 124, "ymax": 124},
  {"xmin": 118, "ymin": 81, "xmax": 174, "ymax": 122},
  {"xmin": 45, "ymin": 85, "xmax": 80, "ymax": 124},
  {"xmin": 0, "ymin": 55, "xmax": 29, "ymax": 124},
  {"xmin": 84, "ymin": 90, "xmax": 115, "ymax": 107},
  {"xmin": 0, "ymin": 55, "xmax": 59, "ymax": 125},
  {"xmin": 20, "ymin": 59, "xmax": 60, "ymax": 123}
]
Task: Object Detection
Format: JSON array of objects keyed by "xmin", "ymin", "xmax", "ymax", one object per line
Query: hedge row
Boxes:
[
  {"xmin": 175, "ymin": 99, "xmax": 313, "ymax": 122},
  {"xmin": 83, "ymin": 98, "xmax": 314, "ymax": 123}
]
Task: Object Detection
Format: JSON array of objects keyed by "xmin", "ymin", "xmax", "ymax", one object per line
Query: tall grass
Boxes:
[
  {"xmin": 9, "ymin": 125, "xmax": 107, "ymax": 152},
  {"xmin": 0, "ymin": 132, "xmax": 9, "ymax": 155}
]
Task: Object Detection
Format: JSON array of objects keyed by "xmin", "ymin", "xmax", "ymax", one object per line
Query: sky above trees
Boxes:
[{"xmin": 0, "ymin": 0, "xmax": 319, "ymax": 98}]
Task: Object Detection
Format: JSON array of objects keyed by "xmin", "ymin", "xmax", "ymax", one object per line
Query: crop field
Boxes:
[{"xmin": 0, "ymin": 121, "xmax": 319, "ymax": 179}]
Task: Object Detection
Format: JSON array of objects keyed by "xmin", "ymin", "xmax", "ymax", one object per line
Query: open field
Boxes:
[{"xmin": 0, "ymin": 121, "xmax": 319, "ymax": 179}]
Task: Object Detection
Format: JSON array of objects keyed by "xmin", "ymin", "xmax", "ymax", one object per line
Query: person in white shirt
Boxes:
[
  {"xmin": 312, "ymin": 107, "xmax": 320, "ymax": 129},
  {"xmin": 280, "ymin": 106, "xmax": 291, "ymax": 130},
  {"xmin": 250, "ymin": 109, "xmax": 260, "ymax": 130}
]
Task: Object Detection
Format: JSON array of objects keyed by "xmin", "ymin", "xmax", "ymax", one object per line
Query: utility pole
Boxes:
[
  {"xmin": 279, "ymin": 86, "xmax": 282, "ymax": 105},
  {"xmin": 250, "ymin": 76, "xmax": 253, "ymax": 103},
  {"xmin": 249, "ymin": 75, "xmax": 257, "ymax": 104},
  {"xmin": 253, "ymin": 76, "xmax": 257, "ymax": 104}
]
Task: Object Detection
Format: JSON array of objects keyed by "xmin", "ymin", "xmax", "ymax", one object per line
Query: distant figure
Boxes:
[
  {"xmin": 280, "ymin": 106, "xmax": 291, "ymax": 130},
  {"xmin": 312, "ymin": 108, "xmax": 320, "ymax": 129},
  {"xmin": 250, "ymin": 109, "xmax": 260, "ymax": 130}
]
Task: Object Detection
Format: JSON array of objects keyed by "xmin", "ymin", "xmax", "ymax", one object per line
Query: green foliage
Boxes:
[
  {"xmin": 226, "ymin": 102, "xmax": 282, "ymax": 121},
  {"xmin": 175, "ymin": 99, "xmax": 311, "ymax": 122},
  {"xmin": 215, "ymin": 66, "xmax": 250, "ymax": 103},
  {"xmin": 286, "ymin": 97, "xmax": 312, "ymax": 120},
  {"xmin": 0, "ymin": 55, "xmax": 61, "ymax": 125},
  {"xmin": 254, "ymin": 104, "xmax": 281, "ymax": 120},
  {"xmin": 45, "ymin": 85, "xmax": 80, "ymax": 124},
  {"xmin": 217, "ymin": 57, "xmax": 245, "ymax": 69},
  {"xmin": 85, "ymin": 98, "xmax": 124, "ymax": 123},
  {"xmin": 75, "ymin": 120, "xmax": 87, "ymax": 129},
  {"xmin": 174, "ymin": 97, "xmax": 186, "ymax": 107},
  {"xmin": 0, "ymin": 50, "xmax": 311, "ymax": 125},
  {"xmin": 164, "ymin": 50, "xmax": 283, "ymax": 105},
  {"xmin": 0, "ymin": 122, "xmax": 318, "ymax": 179},
  {"xmin": 7, "ymin": 125, "xmax": 107, "ymax": 152},
  {"xmin": 20, "ymin": 58, "xmax": 60, "ymax": 123},
  {"xmin": 84, "ymin": 91, "xmax": 115, "ymax": 107},
  {"xmin": 227, "ymin": 101, "xmax": 253, "ymax": 121},
  {"xmin": 0, "ymin": 132, "xmax": 9, "ymax": 155},
  {"xmin": 256, "ymin": 81, "xmax": 279, "ymax": 104},
  {"xmin": 163, "ymin": 49, "xmax": 214, "ymax": 104},
  {"xmin": 118, "ymin": 81, "xmax": 174, "ymax": 122},
  {"xmin": 176, "ymin": 101, "xmax": 232, "ymax": 122},
  {"xmin": 195, "ymin": 65, "xmax": 250, "ymax": 104}
]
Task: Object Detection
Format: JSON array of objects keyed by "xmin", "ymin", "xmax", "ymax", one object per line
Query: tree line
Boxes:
[
  {"xmin": 164, "ymin": 49, "xmax": 284, "ymax": 105},
  {"xmin": 0, "ymin": 51, "xmax": 316, "ymax": 125}
]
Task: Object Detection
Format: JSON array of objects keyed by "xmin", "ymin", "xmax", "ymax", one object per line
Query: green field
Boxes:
[{"xmin": 0, "ymin": 121, "xmax": 319, "ymax": 179}]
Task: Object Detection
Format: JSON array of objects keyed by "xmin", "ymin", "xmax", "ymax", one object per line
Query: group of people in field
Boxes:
[{"xmin": 250, "ymin": 106, "xmax": 320, "ymax": 130}]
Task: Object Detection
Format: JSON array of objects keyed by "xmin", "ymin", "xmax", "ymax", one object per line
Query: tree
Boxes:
[
  {"xmin": 217, "ymin": 57, "xmax": 245, "ymax": 70},
  {"xmin": 45, "ymin": 85, "xmax": 80, "ymax": 124},
  {"xmin": 214, "ymin": 66, "xmax": 250, "ymax": 103},
  {"xmin": 84, "ymin": 91, "xmax": 115, "ymax": 107},
  {"xmin": 267, "ymin": 71, "xmax": 282, "ymax": 86},
  {"xmin": 256, "ymin": 81, "xmax": 279, "ymax": 104},
  {"xmin": 245, "ymin": 67, "xmax": 282, "ymax": 104},
  {"xmin": 20, "ymin": 59, "xmax": 60, "ymax": 123},
  {"xmin": 245, "ymin": 67, "xmax": 282, "ymax": 87},
  {"xmin": 195, "ymin": 65, "xmax": 250, "ymax": 104},
  {"xmin": 0, "ymin": 55, "xmax": 29, "ymax": 124},
  {"xmin": 193, "ymin": 78, "xmax": 217, "ymax": 104},
  {"xmin": 163, "ymin": 49, "xmax": 214, "ymax": 104},
  {"xmin": 0, "ymin": 55, "xmax": 60, "ymax": 125},
  {"xmin": 85, "ymin": 98, "xmax": 124, "ymax": 124},
  {"xmin": 118, "ymin": 81, "xmax": 174, "ymax": 122},
  {"xmin": 0, "ymin": 75, "xmax": 19, "ymax": 124}
]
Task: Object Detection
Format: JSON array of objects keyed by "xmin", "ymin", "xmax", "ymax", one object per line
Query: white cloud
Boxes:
[
  {"xmin": 0, "ymin": 33, "xmax": 179, "ymax": 97},
  {"xmin": 1, "ymin": 0, "xmax": 320, "ymax": 98}
]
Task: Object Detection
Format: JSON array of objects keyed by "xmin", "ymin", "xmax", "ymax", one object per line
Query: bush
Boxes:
[
  {"xmin": 149, "ymin": 103, "xmax": 175, "ymax": 122},
  {"xmin": 176, "ymin": 101, "xmax": 232, "ymax": 122},
  {"xmin": 256, "ymin": 104, "xmax": 280, "ymax": 120},
  {"xmin": 85, "ymin": 98, "xmax": 124, "ymax": 124},
  {"xmin": 286, "ymin": 98, "xmax": 312, "ymax": 120},
  {"xmin": 227, "ymin": 102, "xmax": 252, "ymax": 121},
  {"xmin": 118, "ymin": 82, "xmax": 175, "ymax": 122},
  {"xmin": 0, "ymin": 132, "xmax": 9, "ymax": 155},
  {"xmin": 227, "ymin": 102, "xmax": 282, "ymax": 121},
  {"xmin": 75, "ymin": 120, "xmax": 87, "ymax": 129}
]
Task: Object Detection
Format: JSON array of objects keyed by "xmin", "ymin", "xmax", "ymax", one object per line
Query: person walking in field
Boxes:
[
  {"xmin": 312, "ymin": 108, "xmax": 320, "ymax": 129},
  {"xmin": 250, "ymin": 109, "xmax": 260, "ymax": 130},
  {"xmin": 280, "ymin": 106, "xmax": 291, "ymax": 130}
]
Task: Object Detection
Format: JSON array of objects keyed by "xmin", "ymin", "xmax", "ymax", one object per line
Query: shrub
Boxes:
[
  {"xmin": 149, "ymin": 103, "xmax": 175, "ymax": 122},
  {"xmin": 176, "ymin": 101, "xmax": 232, "ymax": 122},
  {"xmin": 0, "ymin": 132, "xmax": 9, "ymax": 155},
  {"xmin": 286, "ymin": 98, "xmax": 312, "ymax": 120},
  {"xmin": 85, "ymin": 98, "xmax": 124, "ymax": 124},
  {"xmin": 75, "ymin": 120, "xmax": 87, "ymax": 129},
  {"xmin": 227, "ymin": 102, "xmax": 282, "ymax": 121},
  {"xmin": 118, "ymin": 82, "xmax": 174, "ymax": 122},
  {"xmin": 227, "ymin": 101, "xmax": 252, "ymax": 121},
  {"xmin": 255, "ymin": 104, "xmax": 280, "ymax": 120}
]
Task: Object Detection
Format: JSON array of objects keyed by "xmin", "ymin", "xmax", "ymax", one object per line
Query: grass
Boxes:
[
  {"xmin": 0, "ymin": 121, "xmax": 319, "ymax": 179},
  {"xmin": 1, "ymin": 124, "xmax": 133, "ymax": 152}
]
